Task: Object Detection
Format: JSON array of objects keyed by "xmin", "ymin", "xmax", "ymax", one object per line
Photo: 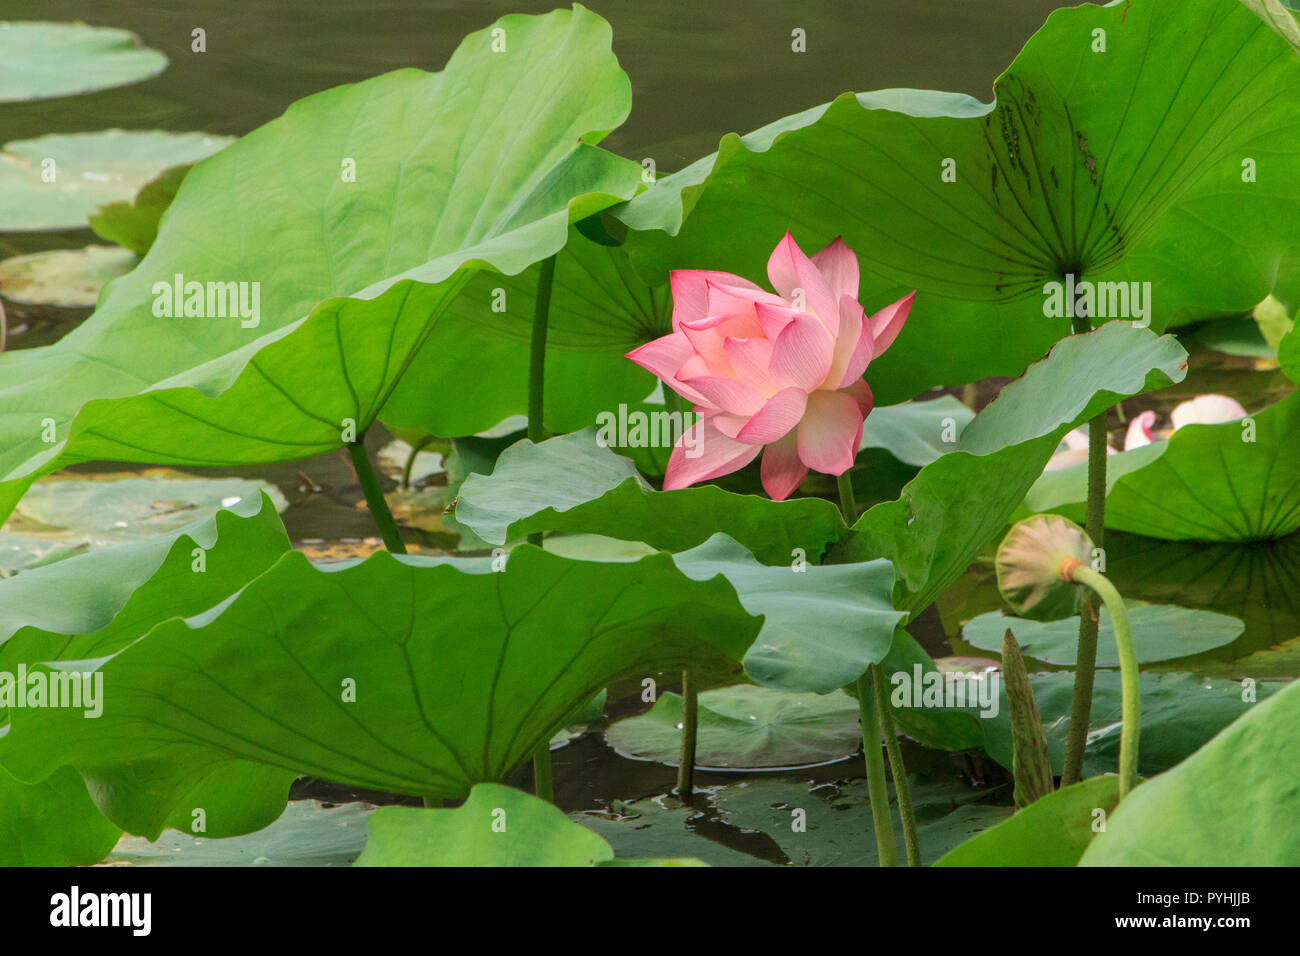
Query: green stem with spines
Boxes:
[
  {"xmin": 837, "ymin": 471, "xmax": 906, "ymax": 865},
  {"xmin": 528, "ymin": 254, "xmax": 558, "ymax": 799},
  {"xmin": 348, "ymin": 438, "xmax": 407, "ymax": 554},
  {"xmin": 1062, "ymin": 310, "xmax": 1107, "ymax": 787},
  {"xmin": 871, "ymin": 663, "xmax": 921, "ymax": 866},
  {"xmin": 660, "ymin": 386, "xmax": 700, "ymax": 802},
  {"xmin": 857, "ymin": 666, "xmax": 897, "ymax": 866},
  {"xmin": 1068, "ymin": 566, "xmax": 1140, "ymax": 799}
]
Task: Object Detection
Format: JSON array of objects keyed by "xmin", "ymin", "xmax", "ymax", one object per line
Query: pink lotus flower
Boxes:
[{"xmin": 625, "ymin": 233, "xmax": 915, "ymax": 500}]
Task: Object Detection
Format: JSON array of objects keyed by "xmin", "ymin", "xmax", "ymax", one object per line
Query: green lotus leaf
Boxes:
[
  {"xmin": 673, "ymin": 535, "xmax": 904, "ymax": 692},
  {"xmin": 1024, "ymin": 390, "xmax": 1300, "ymax": 541},
  {"xmin": 935, "ymin": 776, "xmax": 1120, "ymax": 867},
  {"xmin": 0, "ymin": 131, "xmax": 232, "ymax": 232},
  {"xmin": 859, "ymin": 396, "xmax": 973, "ymax": 467},
  {"xmin": 605, "ymin": 686, "xmax": 863, "ymax": 770},
  {"xmin": 1280, "ymin": 320, "xmax": 1300, "ymax": 382},
  {"xmin": 358, "ymin": 784, "xmax": 613, "ymax": 866},
  {"xmin": 88, "ymin": 165, "xmax": 191, "ymax": 257},
  {"xmin": 573, "ymin": 796, "xmax": 773, "ymax": 867},
  {"xmin": 0, "ymin": 6, "xmax": 644, "ymax": 525},
  {"xmin": 0, "ymin": 765, "xmax": 120, "ymax": 866},
  {"xmin": 957, "ymin": 323, "xmax": 1187, "ymax": 455},
  {"xmin": 612, "ymin": 0, "xmax": 1300, "ymax": 406},
  {"xmin": 1081, "ymin": 678, "xmax": 1300, "ymax": 865},
  {"xmin": 381, "ymin": 225, "xmax": 662, "ymax": 438},
  {"xmin": 0, "ymin": 21, "xmax": 167, "ymax": 103},
  {"xmin": 0, "ymin": 245, "xmax": 138, "ymax": 308},
  {"xmin": 831, "ymin": 434, "xmax": 1058, "ymax": 615},
  {"xmin": 963, "ymin": 605, "xmax": 1245, "ymax": 666},
  {"xmin": 713, "ymin": 777, "xmax": 1012, "ymax": 867},
  {"xmin": 455, "ymin": 429, "xmax": 846, "ymax": 565},
  {"xmin": 0, "ymin": 495, "xmax": 296, "ymax": 844},
  {"xmin": 0, "ymin": 545, "xmax": 760, "ymax": 828}
]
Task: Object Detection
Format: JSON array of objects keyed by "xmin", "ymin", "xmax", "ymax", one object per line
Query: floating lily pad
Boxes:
[
  {"xmin": 106, "ymin": 800, "xmax": 374, "ymax": 867},
  {"xmin": 0, "ymin": 245, "xmax": 137, "ymax": 307},
  {"xmin": 605, "ymin": 685, "xmax": 863, "ymax": 771},
  {"xmin": 713, "ymin": 777, "xmax": 1012, "ymax": 867},
  {"xmin": 572, "ymin": 795, "xmax": 775, "ymax": 867},
  {"xmin": 0, "ymin": 22, "xmax": 168, "ymax": 103},
  {"xmin": 963, "ymin": 605, "xmax": 1245, "ymax": 666},
  {"xmin": 11, "ymin": 470, "xmax": 288, "ymax": 545},
  {"xmin": 0, "ymin": 130, "xmax": 233, "ymax": 231}
]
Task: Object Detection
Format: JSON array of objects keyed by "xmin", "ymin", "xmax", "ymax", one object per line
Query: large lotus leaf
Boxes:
[
  {"xmin": 613, "ymin": 0, "xmax": 1300, "ymax": 406},
  {"xmin": 830, "ymin": 434, "xmax": 1058, "ymax": 615},
  {"xmin": 713, "ymin": 777, "xmax": 1012, "ymax": 867},
  {"xmin": 0, "ymin": 546, "xmax": 760, "ymax": 827},
  {"xmin": 0, "ymin": 7, "xmax": 644, "ymax": 525},
  {"xmin": 108, "ymin": 799, "xmax": 373, "ymax": 867},
  {"xmin": 0, "ymin": 492, "xmax": 287, "ymax": 652},
  {"xmin": 1081, "ymin": 678, "xmax": 1300, "ymax": 865},
  {"xmin": 0, "ymin": 495, "xmax": 297, "ymax": 842},
  {"xmin": 1024, "ymin": 389, "xmax": 1300, "ymax": 541},
  {"xmin": 0, "ymin": 765, "xmax": 120, "ymax": 866},
  {"xmin": 381, "ymin": 225, "xmax": 662, "ymax": 437},
  {"xmin": 935, "ymin": 776, "xmax": 1120, "ymax": 867},
  {"xmin": 673, "ymin": 535, "xmax": 904, "ymax": 692},
  {"xmin": 859, "ymin": 396, "xmax": 974, "ymax": 467},
  {"xmin": 359, "ymin": 784, "xmax": 614, "ymax": 866},
  {"xmin": 962, "ymin": 605, "xmax": 1244, "ymax": 666},
  {"xmin": 0, "ymin": 131, "xmax": 232, "ymax": 231},
  {"xmin": 957, "ymin": 323, "xmax": 1187, "ymax": 454},
  {"xmin": 0, "ymin": 21, "xmax": 167, "ymax": 102},
  {"xmin": 455, "ymin": 429, "xmax": 846, "ymax": 565},
  {"xmin": 605, "ymin": 686, "xmax": 863, "ymax": 770}
]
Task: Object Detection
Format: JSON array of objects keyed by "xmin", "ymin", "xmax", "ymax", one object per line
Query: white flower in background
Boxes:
[{"xmin": 1047, "ymin": 393, "xmax": 1248, "ymax": 468}]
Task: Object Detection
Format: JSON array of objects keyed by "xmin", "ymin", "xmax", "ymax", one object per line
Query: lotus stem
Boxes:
[
  {"xmin": 676, "ymin": 670, "xmax": 699, "ymax": 802},
  {"xmin": 401, "ymin": 434, "xmax": 439, "ymax": 490},
  {"xmin": 348, "ymin": 437, "xmax": 407, "ymax": 554},
  {"xmin": 870, "ymin": 661, "xmax": 921, "ymax": 866},
  {"xmin": 527, "ymin": 254, "xmax": 558, "ymax": 451},
  {"xmin": 836, "ymin": 473, "xmax": 898, "ymax": 864},
  {"xmin": 1062, "ymin": 314, "xmax": 1107, "ymax": 787},
  {"xmin": 1065, "ymin": 565, "xmax": 1140, "ymax": 799},
  {"xmin": 836, "ymin": 471, "xmax": 858, "ymax": 525},
  {"xmin": 527, "ymin": 253, "xmax": 558, "ymax": 798},
  {"xmin": 857, "ymin": 666, "xmax": 897, "ymax": 866},
  {"xmin": 532, "ymin": 740, "xmax": 554, "ymax": 802}
]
